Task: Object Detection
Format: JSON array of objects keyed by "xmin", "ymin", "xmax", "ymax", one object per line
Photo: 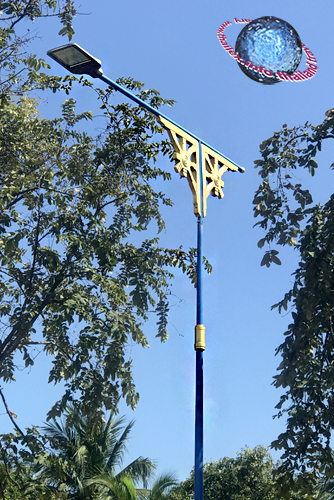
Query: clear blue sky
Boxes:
[{"xmin": 2, "ymin": 0, "xmax": 334, "ymax": 483}]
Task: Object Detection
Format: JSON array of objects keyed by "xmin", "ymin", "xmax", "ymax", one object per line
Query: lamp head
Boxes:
[{"xmin": 47, "ymin": 43, "xmax": 103, "ymax": 78}]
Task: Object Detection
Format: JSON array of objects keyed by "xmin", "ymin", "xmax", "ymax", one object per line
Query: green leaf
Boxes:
[
  {"xmin": 271, "ymin": 255, "xmax": 282, "ymax": 265},
  {"xmin": 308, "ymin": 158, "xmax": 318, "ymax": 176}
]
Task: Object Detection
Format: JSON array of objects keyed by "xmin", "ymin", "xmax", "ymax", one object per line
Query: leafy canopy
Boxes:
[
  {"xmin": 0, "ymin": 0, "xmax": 77, "ymax": 102},
  {"xmin": 0, "ymin": 0, "xmax": 212, "ymax": 426},
  {"xmin": 167, "ymin": 446, "xmax": 295, "ymax": 500},
  {"xmin": 0, "ymin": 83, "xmax": 208, "ymax": 420},
  {"xmin": 253, "ymin": 111, "xmax": 334, "ymax": 482}
]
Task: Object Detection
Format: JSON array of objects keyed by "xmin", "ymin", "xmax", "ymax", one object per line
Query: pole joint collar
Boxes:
[{"xmin": 195, "ymin": 324, "xmax": 205, "ymax": 351}]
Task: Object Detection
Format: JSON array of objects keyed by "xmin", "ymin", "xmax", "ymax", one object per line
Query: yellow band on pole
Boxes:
[{"xmin": 195, "ymin": 324, "xmax": 205, "ymax": 351}]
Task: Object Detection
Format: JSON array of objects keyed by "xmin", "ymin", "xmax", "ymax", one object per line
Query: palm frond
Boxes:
[
  {"xmin": 39, "ymin": 406, "xmax": 156, "ymax": 499},
  {"xmin": 42, "ymin": 420, "xmax": 67, "ymax": 441},
  {"xmin": 136, "ymin": 488, "xmax": 151, "ymax": 500},
  {"xmin": 136, "ymin": 473, "xmax": 178, "ymax": 500},
  {"xmin": 42, "ymin": 419, "xmax": 76, "ymax": 454},
  {"xmin": 117, "ymin": 457, "xmax": 156, "ymax": 488},
  {"xmin": 149, "ymin": 473, "xmax": 178, "ymax": 500},
  {"xmin": 106, "ymin": 419, "xmax": 135, "ymax": 471},
  {"xmin": 86, "ymin": 473, "xmax": 137, "ymax": 500},
  {"xmin": 316, "ymin": 477, "xmax": 334, "ymax": 500},
  {"xmin": 74, "ymin": 444, "xmax": 89, "ymax": 472}
]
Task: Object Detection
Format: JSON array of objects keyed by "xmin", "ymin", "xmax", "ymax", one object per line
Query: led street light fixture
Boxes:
[{"xmin": 47, "ymin": 43, "xmax": 103, "ymax": 78}]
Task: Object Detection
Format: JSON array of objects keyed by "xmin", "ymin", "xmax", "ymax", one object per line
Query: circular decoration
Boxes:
[
  {"xmin": 182, "ymin": 153, "xmax": 190, "ymax": 168},
  {"xmin": 217, "ymin": 18, "xmax": 318, "ymax": 84},
  {"xmin": 235, "ymin": 17, "xmax": 302, "ymax": 85}
]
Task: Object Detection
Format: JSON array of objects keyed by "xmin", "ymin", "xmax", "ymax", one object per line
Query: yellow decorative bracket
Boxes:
[
  {"xmin": 201, "ymin": 145, "xmax": 240, "ymax": 217},
  {"xmin": 158, "ymin": 116, "xmax": 201, "ymax": 217},
  {"xmin": 158, "ymin": 116, "xmax": 244, "ymax": 217}
]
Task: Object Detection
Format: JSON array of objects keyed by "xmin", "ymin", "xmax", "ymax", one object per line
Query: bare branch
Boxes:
[{"xmin": 0, "ymin": 387, "xmax": 25, "ymax": 437}]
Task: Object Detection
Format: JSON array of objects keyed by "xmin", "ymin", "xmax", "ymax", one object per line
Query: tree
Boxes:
[
  {"xmin": 37, "ymin": 406, "xmax": 156, "ymax": 499},
  {"xmin": 253, "ymin": 111, "xmax": 334, "ymax": 482},
  {"xmin": 0, "ymin": 87, "xmax": 201, "ymax": 419},
  {"xmin": 0, "ymin": 0, "xmax": 77, "ymax": 102},
  {"xmin": 167, "ymin": 446, "xmax": 285, "ymax": 500},
  {"xmin": 86, "ymin": 475, "xmax": 138, "ymax": 500},
  {"xmin": 0, "ymin": 404, "xmax": 177, "ymax": 500},
  {"xmin": 86, "ymin": 473, "xmax": 178, "ymax": 500},
  {"xmin": 0, "ymin": 452, "xmax": 65, "ymax": 500},
  {"xmin": 131, "ymin": 473, "xmax": 178, "ymax": 500},
  {"xmin": 0, "ymin": 1, "xmax": 209, "ymax": 426}
]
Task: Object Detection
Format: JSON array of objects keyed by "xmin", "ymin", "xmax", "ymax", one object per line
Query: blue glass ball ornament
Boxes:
[{"xmin": 235, "ymin": 16, "xmax": 302, "ymax": 85}]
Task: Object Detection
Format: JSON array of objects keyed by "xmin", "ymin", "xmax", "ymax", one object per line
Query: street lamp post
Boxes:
[{"xmin": 47, "ymin": 43, "xmax": 244, "ymax": 500}]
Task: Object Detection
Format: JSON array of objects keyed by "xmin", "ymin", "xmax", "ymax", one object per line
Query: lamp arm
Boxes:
[{"xmin": 97, "ymin": 73, "xmax": 244, "ymax": 173}]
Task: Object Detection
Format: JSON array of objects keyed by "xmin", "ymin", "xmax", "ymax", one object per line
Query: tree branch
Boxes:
[
  {"xmin": 0, "ymin": 387, "xmax": 25, "ymax": 437},
  {"xmin": 28, "ymin": 204, "xmax": 41, "ymax": 295},
  {"xmin": 0, "ymin": 442, "xmax": 21, "ymax": 491},
  {"xmin": 284, "ymin": 133, "xmax": 334, "ymax": 149},
  {"xmin": 0, "ymin": 272, "xmax": 64, "ymax": 365},
  {"xmin": 10, "ymin": 0, "xmax": 38, "ymax": 29},
  {"xmin": 1, "ymin": 11, "xmax": 90, "ymax": 22}
]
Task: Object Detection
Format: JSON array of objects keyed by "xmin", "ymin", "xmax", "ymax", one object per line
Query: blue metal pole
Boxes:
[
  {"xmin": 196, "ymin": 220, "xmax": 204, "ymax": 326},
  {"xmin": 195, "ymin": 214, "xmax": 204, "ymax": 500},
  {"xmin": 99, "ymin": 72, "xmax": 207, "ymax": 500},
  {"xmin": 100, "ymin": 69, "xmax": 209, "ymax": 500},
  {"xmin": 194, "ymin": 137, "xmax": 204, "ymax": 500}
]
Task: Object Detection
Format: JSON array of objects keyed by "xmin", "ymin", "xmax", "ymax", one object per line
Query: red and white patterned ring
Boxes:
[{"xmin": 217, "ymin": 19, "xmax": 318, "ymax": 82}]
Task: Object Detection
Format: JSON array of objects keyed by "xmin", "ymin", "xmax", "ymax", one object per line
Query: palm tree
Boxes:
[
  {"xmin": 136, "ymin": 473, "xmax": 178, "ymax": 500},
  {"xmin": 38, "ymin": 406, "xmax": 156, "ymax": 500},
  {"xmin": 315, "ymin": 477, "xmax": 334, "ymax": 500},
  {"xmin": 88, "ymin": 472, "xmax": 178, "ymax": 500},
  {"xmin": 86, "ymin": 474, "xmax": 138, "ymax": 500}
]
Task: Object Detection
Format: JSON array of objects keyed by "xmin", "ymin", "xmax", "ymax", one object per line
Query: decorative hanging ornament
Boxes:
[{"xmin": 217, "ymin": 17, "xmax": 317, "ymax": 84}]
